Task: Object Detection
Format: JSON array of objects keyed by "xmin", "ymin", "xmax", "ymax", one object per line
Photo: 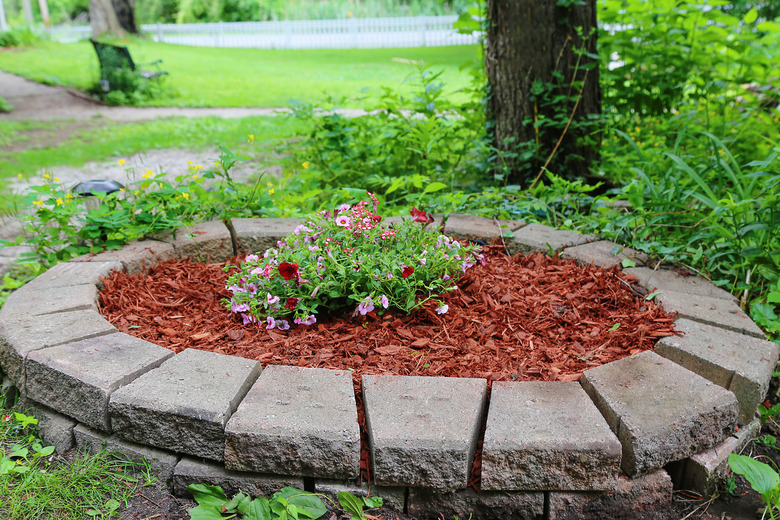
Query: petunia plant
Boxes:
[{"xmin": 223, "ymin": 192, "xmax": 483, "ymax": 330}]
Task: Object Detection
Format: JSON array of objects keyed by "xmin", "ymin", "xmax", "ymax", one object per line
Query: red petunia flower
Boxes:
[
  {"xmin": 402, "ymin": 265, "xmax": 414, "ymax": 279},
  {"xmin": 285, "ymin": 297, "xmax": 298, "ymax": 310},
  {"xmin": 278, "ymin": 262, "xmax": 299, "ymax": 281},
  {"xmin": 410, "ymin": 207, "xmax": 430, "ymax": 224}
]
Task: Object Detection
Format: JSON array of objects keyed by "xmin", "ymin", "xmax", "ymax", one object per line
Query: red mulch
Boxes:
[{"xmin": 99, "ymin": 244, "xmax": 678, "ymax": 486}]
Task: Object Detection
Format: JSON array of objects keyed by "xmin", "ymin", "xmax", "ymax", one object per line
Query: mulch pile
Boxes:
[{"xmin": 99, "ymin": 244, "xmax": 679, "ymax": 485}]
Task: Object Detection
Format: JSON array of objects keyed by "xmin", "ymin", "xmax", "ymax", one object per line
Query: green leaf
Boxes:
[
  {"xmin": 338, "ymin": 491, "xmax": 366, "ymax": 518},
  {"xmin": 188, "ymin": 504, "xmax": 235, "ymax": 520},
  {"xmin": 187, "ymin": 484, "xmax": 230, "ymax": 509},
  {"xmin": 729, "ymin": 454, "xmax": 780, "ymax": 496},
  {"xmin": 363, "ymin": 496, "xmax": 383, "ymax": 509},
  {"xmin": 244, "ymin": 497, "xmax": 273, "ymax": 520},
  {"xmin": 621, "ymin": 258, "xmax": 637, "ymax": 268},
  {"xmin": 422, "ymin": 182, "xmax": 447, "ymax": 194},
  {"xmin": 608, "ymin": 323, "xmax": 621, "ymax": 331},
  {"xmin": 645, "ymin": 291, "xmax": 661, "ymax": 301},
  {"xmin": 274, "ymin": 488, "xmax": 327, "ymax": 519}
]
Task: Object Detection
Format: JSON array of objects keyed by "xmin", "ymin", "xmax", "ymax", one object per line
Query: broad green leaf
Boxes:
[
  {"xmin": 188, "ymin": 504, "xmax": 235, "ymax": 520},
  {"xmin": 621, "ymin": 258, "xmax": 637, "ymax": 268},
  {"xmin": 608, "ymin": 323, "xmax": 621, "ymax": 332},
  {"xmin": 338, "ymin": 491, "xmax": 366, "ymax": 517},
  {"xmin": 422, "ymin": 182, "xmax": 447, "ymax": 194},
  {"xmin": 187, "ymin": 484, "xmax": 229, "ymax": 509},
  {"xmin": 274, "ymin": 488, "xmax": 327, "ymax": 519},
  {"xmin": 244, "ymin": 497, "xmax": 273, "ymax": 520},
  {"xmin": 363, "ymin": 496, "xmax": 383, "ymax": 509},
  {"xmin": 729, "ymin": 454, "xmax": 780, "ymax": 496}
]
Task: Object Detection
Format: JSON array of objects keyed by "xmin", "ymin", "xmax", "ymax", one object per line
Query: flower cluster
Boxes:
[{"xmin": 223, "ymin": 193, "xmax": 483, "ymax": 329}]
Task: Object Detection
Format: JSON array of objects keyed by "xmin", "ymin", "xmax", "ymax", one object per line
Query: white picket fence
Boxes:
[{"xmin": 47, "ymin": 16, "xmax": 480, "ymax": 49}]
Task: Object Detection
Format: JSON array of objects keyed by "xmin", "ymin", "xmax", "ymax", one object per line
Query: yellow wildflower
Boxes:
[
  {"xmin": 347, "ymin": 11, "xmax": 353, "ymax": 17},
  {"xmin": 248, "ymin": 134, "xmax": 255, "ymax": 142},
  {"xmin": 182, "ymin": 192, "xmax": 190, "ymax": 200},
  {"xmin": 33, "ymin": 200, "xmax": 43, "ymax": 206},
  {"xmin": 302, "ymin": 161, "xmax": 310, "ymax": 169},
  {"xmin": 56, "ymin": 198, "xmax": 64, "ymax": 206},
  {"xmin": 192, "ymin": 175, "xmax": 199, "ymax": 180},
  {"xmin": 142, "ymin": 170, "xmax": 153, "ymax": 179},
  {"xmin": 54, "ymin": 177, "xmax": 60, "ymax": 182},
  {"xmin": 65, "ymin": 193, "xmax": 73, "ymax": 199},
  {"xmin": 17, "ymin": 174, "xmax": 22, "ymax": 179},
  {"xmin": 268, "ymin": 188, "xmax": 275, "ymax": 195},
  {"xmin": 119, "ymin": 159, "xmax": 126, "ymax": 166},
  {"xmin": 187, "ymin": 160, "xmax": 193, "ymax": 164},
  {"xmin": 43, "ymin": 173, "xmax": 51, "ymax": 180},
  {"xmin": 195, "ymin": 164, "xmax": 203, "ymax": 171}
]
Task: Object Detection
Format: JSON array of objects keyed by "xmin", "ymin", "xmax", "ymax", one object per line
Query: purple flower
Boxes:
[
  {"xmin": 335, "ymin": 215, "xmax": 351, "ymax": 227},
  {"xmin": 276, "ymin": 320, "xmax": 290, "ymax": 331},
  {"xmin": 240, "ymin": 313, "xmax": 255, "ymax": 325},
  {"xmin": 294, "ymin": 315, "xmax": 317, "ymax": 326},
  {"xmin": 294, "ymin": 224, "xmax": 314, "ymax": 236},
  {"xmin": 226, "ymin": 284, "xmax": 245, "ymax": 294},
  {"xmin": 231, "ymin": 302, "xmax": 250, "ymax": 313},
  {"xmin": 358, "ymin": 298, "xmax": 375, "ymax": 315},
  {"xmin": 380, "ymin": 294, "xmax": 389, "ymax": 308},
  {"xmin": 336, "ymin": 203, "xmax": 351, "ymax": 214},
  {"xmin": 442, "ymin": 274, "xmax": 450, "ymax": 280},
  {"xmin": 267, "ymin": 293, "xmax": 280, "ymax": 305},
  {"xmin": 420, "ymin": 258, "xmax": 427, "ymax": 266},
  {"xmin": 266, "ymin": 316, "xmax": 276, "ymax": 329},
  {"xmin": 436, "ymin": 303, "xmax": 449, "ymax": 315},
  {"xmin": 245, "ymin": 254, "xmax": 259, "ymax": 263}
]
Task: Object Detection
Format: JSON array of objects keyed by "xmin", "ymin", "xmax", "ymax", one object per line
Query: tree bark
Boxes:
[
  {"xmin": 89, "ymin": 0, "xmax": 137, "ymax": 37},
  {"xmin": 485, "ymin": 0, "xmax": 601, "ymax": 187}
]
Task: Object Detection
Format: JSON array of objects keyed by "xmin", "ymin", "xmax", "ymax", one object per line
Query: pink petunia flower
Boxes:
[
  {"xmin": 436, "ymin": 303, "xmax": 449, "ymax": 315},
  {"xmin": 335, "ymin": 215, "xmax": 351, "ymax": 227},
  {"xmin": 357, "ymin": 299, "xmax": 375, "ymax": 315}
]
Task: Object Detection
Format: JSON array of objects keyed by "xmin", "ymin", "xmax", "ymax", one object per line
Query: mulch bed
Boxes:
[{"xmin": 99, "ymin": 244, "xmax": 679, "ymax": 486}]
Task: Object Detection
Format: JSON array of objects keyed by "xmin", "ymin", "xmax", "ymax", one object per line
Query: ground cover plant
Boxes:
[{"xmin": 0, "ymin": 404, "xmax": 150, "ymax": 520}]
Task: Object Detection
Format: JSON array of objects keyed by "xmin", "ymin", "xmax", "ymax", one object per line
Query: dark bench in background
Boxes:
[{"xmin": 90, "ymin": 39, "xmax": 168, "ymax": 92}]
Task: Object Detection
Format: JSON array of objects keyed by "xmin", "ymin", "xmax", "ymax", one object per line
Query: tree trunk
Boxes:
[
  {"xmin": 485, "ymin": 0, "xmax": 601, "ymax": 187},
  {"xmin": 89, "ymin": 0, "xmax": 137, "ymax": 37}
]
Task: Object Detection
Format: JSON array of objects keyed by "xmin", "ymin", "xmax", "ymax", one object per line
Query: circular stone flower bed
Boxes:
[{"xmin": 1, "ymin": 215, "xmax": 776, "ymax": 520}]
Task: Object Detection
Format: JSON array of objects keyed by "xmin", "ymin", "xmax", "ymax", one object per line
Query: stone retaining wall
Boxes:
[{"xmin": 0, "ymin": 215, "xmax": 776, "ymax": 520}]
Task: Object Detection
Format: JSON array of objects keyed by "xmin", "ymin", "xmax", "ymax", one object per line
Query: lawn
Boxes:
[{"xmin": 0, "ymin": 40, "xmax": 480, "ymax": 107}]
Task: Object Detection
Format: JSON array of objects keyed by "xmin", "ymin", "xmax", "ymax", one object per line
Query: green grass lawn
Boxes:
[{"xmin": 0, "ymin": 40, "xmax": 480, "ymax": 107}]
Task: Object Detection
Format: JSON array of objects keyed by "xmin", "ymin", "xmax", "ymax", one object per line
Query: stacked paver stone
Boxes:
[{"xmin": 0, "ymin": 215, "xmax": 775, "ymax": 520}]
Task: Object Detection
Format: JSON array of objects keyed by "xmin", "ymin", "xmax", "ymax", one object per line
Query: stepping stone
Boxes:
[
  {"xmin": 109, "ymin": 348, "xmax": 261, "ymax": 461},
  {"xmin": 580, "ymin": 350, "xmax": 738, "ymax": 476},
  {"xmin": 231, "ymin": 217, "xmax": 301, "ymax": 255},
  {"xmin": 69, "ymin": 239, "xmax": 175, "ymax": 274},
  {"xmin": 656, "ymin": 290, "xmax": 765, "ymax": 338},
  {"xmin": 561, "ymin": 240, "xmax": 651, "ymax": 269},
  {"xmin": 0, "ymin": 309, "xmax": 116, "ymax": 386},
  {"xmin": 171, "ymin": 457, "xmax": 304, "ymax": 499},
  {"xmin": 656, "ymin": 318, "xmax": 778, "ymax": 424},
  {"xmin": 224, "ymin": 365, "xmax": 360, "ymax": 479},
  {"xmin": 1, "ymin": 283, "xmax": 98, "ymax": 319},
  {"xmin": 507, "ymin": 223, "xmax": 596, "ymax": 256},
  {"xmin": 623, "ymin": 267, "xmax": 736, "ymax": 302},
  {"xmin": 154, "ymin": 220, "xmax": 233, "ymax": 262},
  {"xmin": 362, "ymin": 374, "xmax": 487, "ymax": 489},
  {"xmin": 25, "ymin": 332, "xmax": 174, "ymax": 431},
  {"xmin": 481, "ymin": 381, "xmax": 621, "ymax": 491},
  {"xmin": 439, "ymin": 214, "xmax": 525, "ymax": 242},
  {"xmin": 22, "ymin": 260, "xmax": 122, "ymax": 291},
  {"xmin": 407, "ymin": 487, "xmax": 543, "ymax": 520}
]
